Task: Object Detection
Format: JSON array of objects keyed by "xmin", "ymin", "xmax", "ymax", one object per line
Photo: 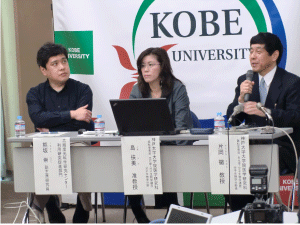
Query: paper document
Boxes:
[
  {"xmin": 33, "ymin": 137, "xmax": 73, "ymax": 194},
  {"xmin": 209, "ymin": 135, "xmax": 250, "ymax": 194},
  {"xmin": 121, "ymin": 136, "xmax": 163, "ymax": 195},
  {"xmin": 30, "ymin": 132, "xmax": 67, "ymax": 137}
]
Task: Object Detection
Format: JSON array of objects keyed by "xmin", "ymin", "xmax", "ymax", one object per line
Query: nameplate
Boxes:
[
  {"xmin": 121, "ymin": 136, "xmax": 163, "ymax": 195},
  {"xmin": 33, "ymin": 137, "xmax": 73, "ymax": 194},
  {"xmin": 209, "ymin": 135, "xmax": 250, "ymax": 194}
]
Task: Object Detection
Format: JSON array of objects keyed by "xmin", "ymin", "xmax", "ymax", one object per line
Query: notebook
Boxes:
[
  {"xmin": 109, "ymin": 98, "xmax": 177, "ymax": 136},
  {"xmin": 165, "ymin": 204, "xmax": 212, "ymax": 223}
]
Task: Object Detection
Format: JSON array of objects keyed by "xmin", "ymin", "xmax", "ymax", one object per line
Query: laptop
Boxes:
[
  {"xmin": 109, "ymin": 98, "xmax": 177, "ymax": 136},
  {"xmin": 165, "ymin": 204, "xmax": 213, "ymax": 223}
]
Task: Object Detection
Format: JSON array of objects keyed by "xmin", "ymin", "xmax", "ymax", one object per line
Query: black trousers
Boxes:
[
  {"xmin": 278, "ymin": 145, "xmax": 297, "ymax": 173},
  {"xmin": 128, "ymin": 193, "xmax": 179, "ymax": 217},
  {"xmin": 154, "ymin": 193, "xmax": 179, "ymax": 209},
  {"xmin": 224, "ymin": 195, "xmax": 255, "ymax": 212}
]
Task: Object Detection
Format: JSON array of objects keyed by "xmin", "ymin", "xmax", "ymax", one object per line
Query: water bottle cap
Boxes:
[
  {"xmin": 97, "ymin": 115, "xmax": 102, "ymax": 118},
  {"xmin": 217, "ymin": 112, "xmax": 221, "ymax": 116},
  {"xmin": 17, "ymin": 116, "xmax": 22, "ymax": 120}
]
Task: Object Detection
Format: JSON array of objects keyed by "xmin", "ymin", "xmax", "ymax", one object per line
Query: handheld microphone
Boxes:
[
  {"xmin": 228, "ymin": 104, "xmax": 244, "ymax": 123},
  {"xmin": 256, "ymin": 102, "xmax": 273, "ymax": 122},
  {"xmin": 244, "ymin": 70, "xmax": 254, "ymax": 102}
]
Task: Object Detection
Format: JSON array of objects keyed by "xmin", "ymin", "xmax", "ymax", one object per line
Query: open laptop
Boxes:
[
  {"xmin": 165, "ymin": 204, "xmax": 213, "ymax": 223},
  {"xmin": 109, "ymin": 98, "xmax": 177, "ymax": 136}
]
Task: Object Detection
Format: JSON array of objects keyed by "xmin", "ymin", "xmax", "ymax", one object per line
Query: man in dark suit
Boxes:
[{"xmin": 226, "ymin": 32, "xmax": 300, "ymax": 211}]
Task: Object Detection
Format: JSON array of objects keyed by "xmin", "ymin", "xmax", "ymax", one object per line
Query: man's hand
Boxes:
[
  {"xmin": 37, "ymin": 128, "xmax": 49, "ymax": 132},
  {"xmin": 238, "ymin": 80, "xmax": 255, "ymax": 103},
  {"xmin": 243, "ymin": 101, "xmax": 265, "ymax": 117},
  {"xmin": 70, "ymin": 104, "xmax": 92, "ymax": 123}
]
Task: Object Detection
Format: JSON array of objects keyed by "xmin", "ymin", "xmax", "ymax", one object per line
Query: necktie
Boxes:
[{"xmin": 259, "ymin": 78, "xmax": 267, "ymax": 106}]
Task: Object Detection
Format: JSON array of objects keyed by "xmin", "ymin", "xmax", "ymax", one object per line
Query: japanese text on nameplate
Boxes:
[
  {"xmin": 209, "ymin": 135, "xmax": 250, "ymax": 194},
  {"xmin": 121, "ymin": 136, "xmax": 163, "ymax": 195},
  {"xmin": 33, "ymin": 137, "xmax": 72, "ymax": 194}
]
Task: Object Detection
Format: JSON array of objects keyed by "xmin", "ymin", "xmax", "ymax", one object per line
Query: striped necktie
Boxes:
[{"xmin": 259, "ymin": 78, "xmax": 267, "ymax": 106}]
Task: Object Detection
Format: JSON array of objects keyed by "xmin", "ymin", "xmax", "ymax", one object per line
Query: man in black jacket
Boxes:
[{"xmin": 227, "ymin": 32, "xmax": 300, "ymax": 211}]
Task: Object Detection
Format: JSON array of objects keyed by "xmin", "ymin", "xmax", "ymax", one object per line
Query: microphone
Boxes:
[
  {"xmin": 244, "ymin": 70, "xmax": 254, "ymax": 102},
  {"xmin": 256, "ymin": 102, "xmax": 273, "ymax": 122},
  {"xmin": 228, "ymin": 104, "xmax": 244, "ymax": 123}
]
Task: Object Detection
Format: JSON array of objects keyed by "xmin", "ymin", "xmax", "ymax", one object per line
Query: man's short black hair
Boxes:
[
  {"xmin": 250, "ymin": 32, "xmax": 283, "ymax": 65},
  {"xmin": 37, "ymin": 42, "xmax": 68, "ymax": 68}
]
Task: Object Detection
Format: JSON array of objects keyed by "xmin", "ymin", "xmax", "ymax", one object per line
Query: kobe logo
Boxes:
[{"xmin": 112, "ymin": 44, "xmax": 177, "ymax": 99}]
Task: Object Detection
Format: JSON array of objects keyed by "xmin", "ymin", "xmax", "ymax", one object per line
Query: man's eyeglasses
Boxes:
[{"xmin": 140, "ymin": 63, "xmax": 160, "ymax": 69}]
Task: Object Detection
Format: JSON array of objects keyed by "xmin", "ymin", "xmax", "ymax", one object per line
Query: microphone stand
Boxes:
[
  {"xmin": 257, "ymin": 103, "xmax": 275, "ymax": 134},
  {"xmin": 261, "ymin": 126, "xmax": 275, "ymax": 134},
  {"xmin": 260, "ymin": 114, "xmax": 275, "ymax": 134}
]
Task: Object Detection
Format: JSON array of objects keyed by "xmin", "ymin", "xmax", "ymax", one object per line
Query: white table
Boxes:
[{"xmin": 8, "ymin": 128, "xmax": 292, "ymax": 193}]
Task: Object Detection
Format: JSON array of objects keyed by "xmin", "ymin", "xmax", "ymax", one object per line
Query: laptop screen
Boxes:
[
  {"xmin": 166, "ymin": 208, "xmax": 209, "ymax": 223},
  {"xmin": 110, "ymin": 98, "xmax": 175, "ymax": 136},
  {"xmin": 165, "ymin": 205, "xmax": 212, "ymax": 223}
]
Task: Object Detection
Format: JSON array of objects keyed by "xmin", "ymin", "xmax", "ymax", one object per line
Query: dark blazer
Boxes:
[{"xmin": 227, "ymin": 67, "xmax": 300, "ymax": 156}]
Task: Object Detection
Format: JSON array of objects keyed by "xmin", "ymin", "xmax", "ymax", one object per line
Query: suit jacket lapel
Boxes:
[{"xmin": 265, "ymin": 68, "xmax": 282, "ymax": 109}]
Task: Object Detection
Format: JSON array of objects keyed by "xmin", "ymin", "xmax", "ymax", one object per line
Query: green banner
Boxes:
[
  {"xmin": 55, "ymin": 31, "xmax": 94, "ymax": 75},
  {"xmin": 183, "ymin": 192, "xmax": 225, "ymax": 207}
]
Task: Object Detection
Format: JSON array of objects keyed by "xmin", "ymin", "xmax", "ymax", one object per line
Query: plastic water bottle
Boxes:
[
  {"xmin": 15, "ymin": 116, "xmax": 26, "ymax": 137},
  {"xmin": 214, "ymin": 112, "xmax": 225, "ymax": 134},
  {"xmin": 94, "ymin": 115, "xmax": 105, "ymax": 136}
]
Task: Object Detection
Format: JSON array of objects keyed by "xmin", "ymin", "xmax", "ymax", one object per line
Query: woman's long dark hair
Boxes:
[{"xmin": 136, "ymin": 47, "xmax": 180, "ymax": 98}]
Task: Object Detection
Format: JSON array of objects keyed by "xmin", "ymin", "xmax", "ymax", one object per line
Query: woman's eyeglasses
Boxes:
[{"xmin": 139, "ymin": 63, "xmax": 160, "ymax": 70}]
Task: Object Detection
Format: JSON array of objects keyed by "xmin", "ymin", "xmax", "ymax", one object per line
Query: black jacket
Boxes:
[{"xmin": 227, "ymin": 67, "xmax": 300, "ymax": 157}]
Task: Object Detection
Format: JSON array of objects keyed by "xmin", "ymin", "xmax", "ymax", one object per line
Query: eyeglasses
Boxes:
[{"xmin": 140, "ymin": 63, "xmax": 160, "ymax": 70}]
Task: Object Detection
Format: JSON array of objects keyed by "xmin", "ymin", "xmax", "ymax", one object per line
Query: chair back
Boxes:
[{"xmin": 190, "ymin": 111, "xmax": 201, "ymax": 128}]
